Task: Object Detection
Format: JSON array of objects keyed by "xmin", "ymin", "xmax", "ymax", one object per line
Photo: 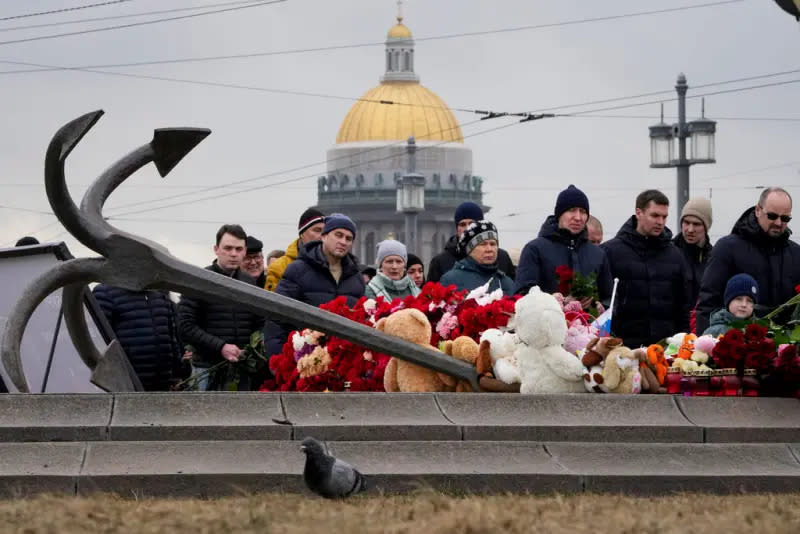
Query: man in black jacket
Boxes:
[
  {"xmin": 601, "ymin": 190, "xmax": 690, "ymax": 348},
  {"xmin": 672, "ymin": 197, "xmax": 713, "ymax": 309},
  {"xmin": 177, "ymin": 224, "xmax": 265, "ymax": 390},
  {"xmin": 92, "ymin": 285, "xmax": 186, "ymax": 391},
  {"xmin": 696, "ymin": 187, "xmax": 800, "ymax": 334},
  {"xmin": 514, "ymin": 184, "xmax": 612, "ymax": 303},
  {"xmin": 427, "ymin": 201, "xmax": 515, "ymax": 283},
  {"xmin": 265, "ymin": 214, "xmax": 365, "ymax": 359}
]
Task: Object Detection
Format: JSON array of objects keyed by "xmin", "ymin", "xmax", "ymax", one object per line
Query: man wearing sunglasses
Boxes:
[{"xmin": 696, "ymin": 187, "xmax": 800, "ymax": 334}]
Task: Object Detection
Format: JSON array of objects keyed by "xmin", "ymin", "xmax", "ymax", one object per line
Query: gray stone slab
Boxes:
[
  {"xmin": 676, "ymin": 397, "xmax": 800, "ymax": 442},
  {"xmin": 109, "ymin": 392, "xmax": 291, "ymax": 441},
  {"xmin": 546, "ymin": 442, "xmax": 800, "ymax": 494},
  {"xmin": 0, "ymin": 442, "xmax": 86, "ymax": 496},
  {"xmin": 435, "ymin": 393, "xmax": 700, "ymax": 442},
  {"xmin": 327, "ymin": 440, "xmax": 578, "ymax": 493},
  {"xmin": 79, "ymin": 440, "xmax": 305, "ymax": 497},
  {"xmin": 281, "ymin": 393, "xmax": 459, "ymax": 441},
  {"xmin": 0, "ymin": 394, "xmax": 112, "ymax": 441}
]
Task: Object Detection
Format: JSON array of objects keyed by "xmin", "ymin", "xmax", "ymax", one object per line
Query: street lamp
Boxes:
[
  {"xmin": 396, "ymin": 136, "xmax": 425, "ymax": 253},
  {"xmin": 648, "ymin": 73, "xmax": 717, "ymax": 214}
]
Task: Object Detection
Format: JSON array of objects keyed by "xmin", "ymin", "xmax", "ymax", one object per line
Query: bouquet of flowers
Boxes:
[
  {"xmin": 178, "ymin": 331, "xmax": 268, "ymax": 391},
  {"xmin": 260, "ymin": 296, "xmax": 392, "ymax": 392},
  {"xmin": 555, "ymin": 264, "xmax": 600, "ymax": 317}
]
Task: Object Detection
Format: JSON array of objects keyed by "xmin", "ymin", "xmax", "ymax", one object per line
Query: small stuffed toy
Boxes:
[
  {"xmin": 515, "ymin": 287, "xmax": 586, "ymax": 394},
  {"xmin": 664, "ymin": 332, "xmax": 686, "ymax": 360},
  {"xmin": 634, "ymin": 348, "xmax": 664, "ymax": 394},
  {"xmin": 380, "ymin": 309, "xmax": 455, "ymax": 393},
  {"xmin": 479, "ymin": 329, "xmax": 520, "ymax": 384},
  {"xmin": 642, "ymin": 344, "xmax": 669, "ymax": 387},
  {"xmin": 581, "ymin": 337, "xmax": 623, "ymax": 393},
  {"xmin": 690, "ymin": 335, "xmax": 718, "ymax": 371},
  {"xmin": 440, "ymin": 336, "xmax": 490, "ymax": 392},
  {"xmin": 676, "ymin": 333, "xmax": 698, "ymax": 360},
  {"xmin": 602, "ymin": 345, "xmax": 642, "ymax": 394}
]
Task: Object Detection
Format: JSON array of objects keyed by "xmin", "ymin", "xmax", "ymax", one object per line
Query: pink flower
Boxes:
[{"xmin": 435, "ymin": 312, "xmax": 459, "ymax": 340}]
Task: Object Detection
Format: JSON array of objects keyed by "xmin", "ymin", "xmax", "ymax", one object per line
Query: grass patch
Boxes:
[{"xmin": 0, "ymin": 492, "xmax": 798, "ymax": 533}]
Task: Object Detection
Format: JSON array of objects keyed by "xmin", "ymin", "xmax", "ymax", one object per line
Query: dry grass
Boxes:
[{"xmin": 0, "ymin": 492, "xmax": 798, "ymax": 533}]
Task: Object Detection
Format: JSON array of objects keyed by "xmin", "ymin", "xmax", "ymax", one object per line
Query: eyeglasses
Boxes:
[
  {"xmin": 765, "ymin": 212, "xmax": 792, "ymax": 223},
  {"xmin": 242, "ymin": 254, "xmax": 263, "ymax": 263}
]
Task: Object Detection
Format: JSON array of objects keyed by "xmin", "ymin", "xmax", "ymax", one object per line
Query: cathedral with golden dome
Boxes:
[{"xmin": 317, "ymin": 8, "xmax": 486, "ymax": 266}]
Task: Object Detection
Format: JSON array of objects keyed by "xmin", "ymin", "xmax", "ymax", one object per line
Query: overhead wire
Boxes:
[
  {"xmin": 0, "ymin": 0, "xmax": 743, "ymax": 71},
  {"xmin": 0, "ymin": 0, "xmax": 286, "ymax": 48},
  {"xmin": 0, "ymin": 0, "xmax": 260, "ymax": 32},
  {"xmin": 0, "ymin": 0, "xmax": 132, "ymax": 22}
]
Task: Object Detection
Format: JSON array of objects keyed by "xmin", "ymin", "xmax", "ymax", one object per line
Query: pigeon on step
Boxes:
[{"xmin": 300, "ymin": 437, "xmax": 367, "ymax": 499}]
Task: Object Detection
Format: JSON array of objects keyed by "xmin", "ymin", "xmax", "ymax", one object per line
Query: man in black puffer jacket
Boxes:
[
  {"xmin": 428, "ymin": 201, "xmax": 516, "ymax": 283},
  {"xmin": 696, "ymin": 187, "xmax": 800, "ymax": 334},
  {"xmin": 264, "ymin": 214, "xmax": 365, "ymax": 360},
  {"xmin": 515, "ymin": 185, "xmax": 612, "ymax": 303},
  {"xmin": 178, "ymin": 225, "xmax": 265, "ymax": 390},
  {"xmin": 601, "ymin": 190, "xmax": 690, "ymax": 348},
  {"xmin": 92, "ymin": 285, "xmax": 186, "ymax": 391}
]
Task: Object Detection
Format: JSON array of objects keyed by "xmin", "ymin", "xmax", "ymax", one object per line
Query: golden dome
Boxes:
[
  {"xmin": 336, "ymin": 82, "xmax": 464, "ymax": 144},
  {"xmin": 388, "ymin": 21, "xmax": 412, "ymax": 38}
]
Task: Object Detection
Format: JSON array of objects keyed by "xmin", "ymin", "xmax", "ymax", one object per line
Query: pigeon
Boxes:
[{"xmin": 300, "ymin": 437, "xmax": 367, "ymax": 499}]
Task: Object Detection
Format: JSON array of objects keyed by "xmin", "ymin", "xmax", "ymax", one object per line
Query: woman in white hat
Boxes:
[{"xmin": 364, "ymin": 240, "xmax": 421, "ymax": 301}]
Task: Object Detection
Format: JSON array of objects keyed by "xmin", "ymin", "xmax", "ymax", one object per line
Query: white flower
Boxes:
[
  {"xmin": 292, "ymin": 332, "xmax": 306, "ymax": 352},
  {"xmin": 363, "ymin": 299, "xmax": 377, "ymax": 313},
  {"xmin": 466, "ymin": 281, "xmax": 503, "ymax": 306}
]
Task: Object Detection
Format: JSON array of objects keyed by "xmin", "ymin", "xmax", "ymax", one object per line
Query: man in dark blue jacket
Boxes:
[
  {"xmin": 672, "ymin": 197, "xmax": 713, "ymax": 309},
  {"xmin": 265, "ymin": 214, "xmax": 365, "ymax": 359},
  {"xmin": 92, "ymin": 285, "xmax": 186, "ymax": 391},
  {"xmin": 178, "ymin": 224, "xmax": 265, "ymax": 390},
  {"xmin": 515, "ymin": 185, "xmax": 612, "ymax": 306},
  {"xmin": 601, "ymin": 190, "xmax": 690, "ymax": 348},
  {"xmin": 696, "ymin": 187, "xmax": 800, "ymax": 334}
]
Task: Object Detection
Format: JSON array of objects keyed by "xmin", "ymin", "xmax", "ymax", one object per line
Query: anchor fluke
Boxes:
[{"xmin": 151, "ymin": 128, "xmax": 211, "ymax": 177}]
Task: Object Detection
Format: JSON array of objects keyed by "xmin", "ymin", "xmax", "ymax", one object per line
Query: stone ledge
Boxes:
[
  {"xmin": 0, "ymin": 394, "xmax": 112, "ymax": 442},
  {"xmin": 676, "ymin": 397, "xmax": 800, "ymax": 443},
  {"xmin": 0, "ymin": 442, "xmax": 85, "ymax": 496},
  {"xmin": 281, "ymin": 393, "xmax": 460, "ymax": 441},
  {"xmin": 435, "ymin": 393, "xmax": 701, "ymax": 442},
  {"xmin": 108, "ymin": 392, "xmax": 290, "ymax": 441}
]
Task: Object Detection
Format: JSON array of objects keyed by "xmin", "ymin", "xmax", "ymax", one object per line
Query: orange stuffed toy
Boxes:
[
  {"xmin": 643, "ymin": 344, "xmax": 669, "ymax": 386},
  {"xmin": 676, "ymin": 334, "xmax": 697, "ymax": 360}
]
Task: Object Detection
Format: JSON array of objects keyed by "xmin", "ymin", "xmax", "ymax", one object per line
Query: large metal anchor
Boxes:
[{"xmin": 0, "ymin": 110, "xmax": 479, "ymax": 393}]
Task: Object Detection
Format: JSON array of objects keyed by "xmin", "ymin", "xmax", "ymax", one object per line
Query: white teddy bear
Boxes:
[
  {"xmin": 515, "ymin": 287, "xmax": 586, "ymax": 394},
  {"xmin": 479, "ymin": 328, "xmax": 520, "ymax": 384}
]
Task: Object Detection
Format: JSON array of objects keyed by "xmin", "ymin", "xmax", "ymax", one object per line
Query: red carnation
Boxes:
[{"xmin": 744, "ymin": 323, "xmax": 768, "ymax": 343}]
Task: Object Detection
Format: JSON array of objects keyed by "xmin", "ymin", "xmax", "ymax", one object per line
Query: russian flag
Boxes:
[
  {"xmin": 591, "ymin": 277, "xmax": 619, "ymax": 337},
  {"xmin": 591, "ymin": 308, "xmax": 613, "ymax": 337}
]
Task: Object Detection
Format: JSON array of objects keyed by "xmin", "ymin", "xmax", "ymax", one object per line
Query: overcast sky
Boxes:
[{"xmin": 0, "ymin": 0, "xmax": 798, "ymax": 267}]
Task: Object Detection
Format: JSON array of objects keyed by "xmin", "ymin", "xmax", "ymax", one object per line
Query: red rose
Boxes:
[
  {"xmin": 555, "ymin": 265, "xmax": 574, "ymax": 281},
  {"xmin": 744, "ymin": 323, "xmax": 768, "ymax": 343},
  {"xmin": 795, "ymin": 284, "xmax": 800, "ymax": 294}
]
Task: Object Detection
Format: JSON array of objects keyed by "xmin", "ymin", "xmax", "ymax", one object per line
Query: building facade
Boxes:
[{"xmin": 316, "ymin": 13, "xmax": 487, "ymax": 267}]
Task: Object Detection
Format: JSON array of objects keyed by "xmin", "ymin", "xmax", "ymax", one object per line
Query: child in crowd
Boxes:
[{"xmin": 703, "ymin": 273, "xmax": 759, "ymax": 337}]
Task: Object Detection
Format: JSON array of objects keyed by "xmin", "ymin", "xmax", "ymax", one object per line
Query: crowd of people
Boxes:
[{"xmin": 16, "ymin": 184, "xmax": 795, "ymax": 392}]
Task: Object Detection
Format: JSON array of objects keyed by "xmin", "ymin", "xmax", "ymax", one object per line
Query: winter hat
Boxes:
[
  {"xmin": 458, "ymin": 220, "xmax": 499, "ymax": 255},
  {"xmin": 322, "ymin": 213, "xmax": 357, "ymax": 237},
  {"xmin": 681, "ymin": 197, "xmax": 713, "ymax": 231},
  {"xmin": 298, "ymin": 207, "xmax": 325, "ymax": 235},
  {"xmin": 554, "ymin": 184, "xmax": 590, "ymax": 219},
  {"xmin": 454, "ymin": 201, "xmax": 484, "ymax": 225},
  {"xmin": 245, "ymin": 235, "xmax": 263, "ymax": 255},
  {"xmin": 376, "ymin": 239, "xmax": 407, "ymax": 267},
  {"xmin": 724, "ymin": 273, "xmax": 759, "ymax": 309},
  {"xmin": 406, "ymin": 253, "xmax": 423, "ymax": 270}
]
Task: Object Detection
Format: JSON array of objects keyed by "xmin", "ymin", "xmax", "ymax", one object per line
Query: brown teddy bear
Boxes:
[
  {"xmin": 581, "ymin": 337, "xmax": 622, "ymax": 393},
  {"xmin": 440, "ymin": 336, "xmax": 492, "ymax": 392},
  {"xmin": 379, "ymin": 309, "xmax": 457, "ymax": 392},
  {"xmin": 601, "ymin": 345, "xmax": 642, "ymax": 394}
]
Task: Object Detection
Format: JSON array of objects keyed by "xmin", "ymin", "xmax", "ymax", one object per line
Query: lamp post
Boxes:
[
  {"xmin": 649, "ymin": 73, "xmax": 717, "ymax": 214},
  {"xmin": 396, "ymin": 136, "xmax": 425, "ymax": 254}
]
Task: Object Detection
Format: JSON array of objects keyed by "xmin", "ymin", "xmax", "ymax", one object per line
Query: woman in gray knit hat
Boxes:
[{"xmin": 364, "ymin": 240, "xmax": 421, "ymax": 301}]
